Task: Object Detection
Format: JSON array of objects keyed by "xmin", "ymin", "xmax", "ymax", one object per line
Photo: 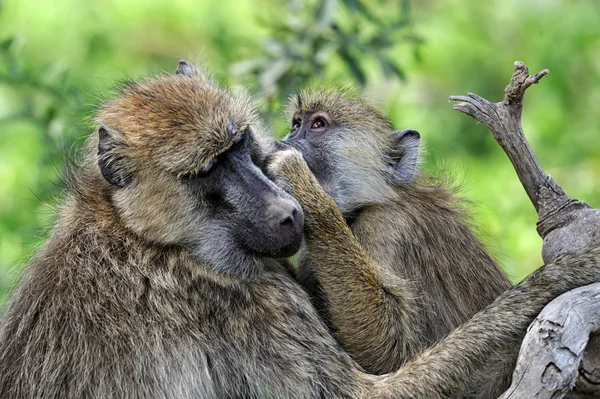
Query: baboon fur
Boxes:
[
  {"xmin": 0, "ymin": 63, "xmax": 599, "ymax": 399},
  {"xmin": 268, "ymin": 147, "xmax": 600, "ymax": 398},
  {"xmin": 281, "ymin": 90, "xmax": 512, "ymax": 374}
]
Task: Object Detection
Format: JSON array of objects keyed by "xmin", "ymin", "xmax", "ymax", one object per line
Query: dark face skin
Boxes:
[
  {"xmin": 280, "ymin": 106, "xmax": 420, "ymax": 219},
  {"xmin": 99, "ymin": 124, "xmax": 305, "ymax": 275},
  {"xmin": 182, "ymin": 129, "xmax": 305, "ymax": 259},
  {"xmin": 283, "ymin": 110, "xmax": 337, "ymax": 189},
  {"xmin": 97, "ymin": 62, "xmax": 305, "ymax": 277}
]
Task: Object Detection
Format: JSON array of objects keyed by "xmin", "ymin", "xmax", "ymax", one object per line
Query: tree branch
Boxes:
[
  {"xmin": 449, "ymin": 60, "xmax": 600, "ymax": 263},
  {"xmin": 450, "ymin": 61, "xmax": 600, "ymax": 398},
  {"xmin": 498, "ymin": 283, "xmax": 600, "ymax": 399},
  {"xmin": 449, "ymin": 61, "xmax": 550, "ymax": 211}
]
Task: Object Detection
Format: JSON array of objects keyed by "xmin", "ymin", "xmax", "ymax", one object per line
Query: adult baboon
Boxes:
[{"xmin": 0, "ymin": 62, "xmax": 598, "ymax": 399}]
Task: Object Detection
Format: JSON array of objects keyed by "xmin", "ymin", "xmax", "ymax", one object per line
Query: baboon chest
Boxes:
[{"xmin": 193, "ymin": 270, "xmax": 357, "ymax": 398}]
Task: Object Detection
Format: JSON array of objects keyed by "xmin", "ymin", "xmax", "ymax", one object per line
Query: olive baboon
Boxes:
[
  {"xmin": 0, "ymin": 62, "xmax": 598, "ymax": 399},
  {"xmin": 278, "ymin": 90, "xmax": 512, "ymax": 374},
  {"xmin": 267, "ymin": 146, "xmax": 600, "ymax": 398}
]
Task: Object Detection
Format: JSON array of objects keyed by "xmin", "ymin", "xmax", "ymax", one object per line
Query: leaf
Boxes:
[
  {"xmin": 230, "ymin": 58, "xmax": 268, "ymax": 77},
  {"xmin": 377, "ymin": 54, "xmax": 406, "ymax": 81},
  {"xmin": 342, "ymin": 0, "xmax": 376, "ymax": 22},
  {"xmin": 0, "ymin": 37, "xmax": 14, "ymax": 51},
  {"xmin": 314, "ymin": 42, "xmax": 338, "ymax": 65},
  {"xmin": 341, "ymin": 0, "xmax": 359, "ymax": 10},
  {"xmin": 400, "ymin": 0, "xmax": 410, "ymax": 22},
  {"xmin": 404, "ymin": 33, "xmax": 425, "ymax": 44},
  {"xmin": 315, "ymin": 0, "xmax": 337, "ymax": 29},
  {"xmin": 337, "ymin": 48, "xmax": 366, "ymax": 85},
  {"xmin": 43, "ymin": 105, "xmax": 58, "ymax": 127},
  {"xmin": 259, "ymin": 58, "xmax": 291, "ymax": 95},
  {"xmin": 262, "ymin": 39, "xmax": 287, "ymax": 57},
  {"xmin": 58, "ymin": 69, "xmax": 71, "ymax": 89}
]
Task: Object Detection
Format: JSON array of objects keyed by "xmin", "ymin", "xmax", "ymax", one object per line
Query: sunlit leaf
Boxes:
[
  {"xmin": 260, "ymin": 58, "xmax": 291, "ymax": 95},
  {"xmin": 262, "ymin": 39, "xmax": 287, "ymax": 57},
  {"xmin": 377, "ymin": 54, "xmax": 406, "ymax": 81},
  {"xmin": 315, "ymin": 0, "xmax": 336, "ymax": 29},
  {"xmin": 0, "ymin": 37, "xmax": 13, "ymax": 51},
  {"xmin": 338, "ymin": 48, "xmax": 366, "ymax": 84},
  {"xmin": 314, "ymin": 42, "xmax": 338, "ymax": 65},
  {"xmin": 230, "ymin": 58, "xmax": 268, "ymax": 77}
]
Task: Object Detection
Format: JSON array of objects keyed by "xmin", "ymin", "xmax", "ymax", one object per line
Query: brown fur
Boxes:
[
  {"xmin": 0, "ymin": 65, "xmax": 599, "ymax": 399},
  {"xmin": 280, "ymin": 90, "xmax": 512, "ymax": 375},
  {"xmin": 268, "ymin": 147, "xmax": 600, "ymax": 397}
]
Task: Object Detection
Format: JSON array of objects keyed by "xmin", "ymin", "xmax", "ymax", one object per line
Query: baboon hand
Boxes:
[
  {"xmin": 267, "ymin": 148, "xmax": 332, "ymax": 212},
  {"xmin": 268, "ymin": 148, "xmax": 310, "ymax": 192}
]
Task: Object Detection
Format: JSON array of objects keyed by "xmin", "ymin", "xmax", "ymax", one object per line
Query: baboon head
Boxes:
[
  {"xmin": 282, "ymin": 90, "xmax": 420, "ymax": 216},
  {"xmin": 95, "ymin": 61, "xmax": 304, "ymax": 276}
]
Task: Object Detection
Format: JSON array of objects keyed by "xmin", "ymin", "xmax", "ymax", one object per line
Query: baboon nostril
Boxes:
[{"xmin": 267, "ymin": 200, "xmax": 303, "ymax": 234}]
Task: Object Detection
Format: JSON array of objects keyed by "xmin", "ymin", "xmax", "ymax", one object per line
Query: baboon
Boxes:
[
  {"xmin": 0, "ymin": 61, "xmax": 599, "ymax": 399},
  {"xmin": 275, "ymin": 91, "xmax": 515, "ymax": 370},
  {"xmin": 267, "ymin": 147, "xmax": 600, "ymax": 398}
]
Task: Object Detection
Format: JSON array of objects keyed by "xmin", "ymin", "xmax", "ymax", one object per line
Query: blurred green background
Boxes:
[{"xmin": 0, "ymin": 0, "xmax": 598, "ymax": 307}]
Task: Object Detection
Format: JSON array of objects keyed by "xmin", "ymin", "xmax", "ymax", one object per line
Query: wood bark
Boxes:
[
  {"xmin": 498, "ymin": 283, "xmax": 600, "ymax": 399},
  {"xmin": 450, "ymin": 62, "xmax": 600, "ymax": 398}
]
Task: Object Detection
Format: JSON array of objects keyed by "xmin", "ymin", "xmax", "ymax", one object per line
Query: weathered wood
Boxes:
[
  {"xmin": 450, "ymin": 62, "xmax": 600, "ymax": 399},
  {"xmin": 449, "ymin": 62, "xmax": 549, "ymax": 212},
  {"xmin": 449, "ymin": 61, "xmax": 600, "ymax": 264},
  {"xmin": 570, "ymin": 335, "xmax": 600, "ymax": 398},
  {"xmin": 498, "ymin": 283, "xmax": 600, "ymax": 399}
]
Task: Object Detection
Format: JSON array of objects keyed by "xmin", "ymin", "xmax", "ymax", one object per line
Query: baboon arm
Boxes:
[
  {"xmin": 270, "ymin": 150, "xmax": 600, "ymax": 398},
  {"xmin": 451, "ymin": 60, "xmax": 600, "ymax": 398},
  {"xmin": 359, "ymin": 248, "xmax": 600, "ymax": 399},
  {"xmin": 269, "ymin": 149, "xmax": 417, "ymax": 372}
]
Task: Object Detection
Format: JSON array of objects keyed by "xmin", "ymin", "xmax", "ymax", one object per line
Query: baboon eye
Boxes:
[
  {"xmin": 200, "ymin": 158, "xmax": 218, "ymax": 174},
  {"xmin": 180, "ymin": 158, "xmax": 217, "ymax": 180},
  {"xmin": 311, "ymin": 117, "xmax": 326, "ymax": 130},
  {"xmin": 291, "ymin": 120, "xmax": 301, "ymax": 132}
]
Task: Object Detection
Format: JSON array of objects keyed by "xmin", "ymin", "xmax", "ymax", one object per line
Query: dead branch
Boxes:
[
  {"xmin": 449, "ymin": 61, "xmax": 600, "ymax": 264},
  {"xmin": 450, "ymin": 62, "xmax": 600, "ymax": 398},
  {"xmin": 498, "ymin": 283, "xmax": 600, "ymax": 399}
]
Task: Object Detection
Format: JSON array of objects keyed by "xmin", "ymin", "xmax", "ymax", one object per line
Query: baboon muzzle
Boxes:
[{"xmin": 226, "ymin": 150, "xmax": 305, "ymax": 258}]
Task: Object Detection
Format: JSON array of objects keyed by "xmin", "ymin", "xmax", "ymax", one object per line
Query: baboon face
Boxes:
[
  {"xmin": 96, "ymin": 62, "xmax": 304, "ymax": 276},
  {"xmin": 282, "ymin": 91, "xmax": 420, "ymax": 216}
]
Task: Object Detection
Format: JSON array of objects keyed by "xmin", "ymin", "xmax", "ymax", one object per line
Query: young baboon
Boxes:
[
  {"xmin": 0, "ymin": 62, "xmax": 599, "ymax": 399},
  {"xmin": 275, "ymin": 90, "xmax": 517, "ymax": 372},
  {"xmin": 267, "ymin": 147, "xmax": 600, "ymax": 398}
]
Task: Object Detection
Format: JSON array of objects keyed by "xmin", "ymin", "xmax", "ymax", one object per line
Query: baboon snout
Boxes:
[
  {"xmin": 254, "ymin": 196, "xmax": 304, "ymax": 257},
  {"xmin": 266, "ymin": 197, "xmax": 304, "ymax": 235}
]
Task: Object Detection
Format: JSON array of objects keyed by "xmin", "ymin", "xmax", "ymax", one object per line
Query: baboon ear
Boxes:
[
  {"xmin": 98, "ymin": 126, "xmax": 132, "ymax": 188},
  {"xmin": 388, "ymin": 129, "xmax": 420, "ymax": 185},
  {"xmin": 176, "ymin": 60, "xmax": 198, "ymax": 77}
]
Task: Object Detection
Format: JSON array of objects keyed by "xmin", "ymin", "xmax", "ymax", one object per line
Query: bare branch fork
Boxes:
[{"xmin": 450, "ymin": 62, "xmax": 600, "ymax": 398}]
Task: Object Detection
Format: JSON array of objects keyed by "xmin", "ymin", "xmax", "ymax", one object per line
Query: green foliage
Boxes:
[
  {"xmin": 231, "ymin": 0, "xmax": 420, "ymax": 113},
  {"xmin": 0, "ymin": 0, "xmax": 598, "ymax": 306},
  {"xmin": 0, "ymin": 37, "xmax": 87, "ymax": 305}
]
